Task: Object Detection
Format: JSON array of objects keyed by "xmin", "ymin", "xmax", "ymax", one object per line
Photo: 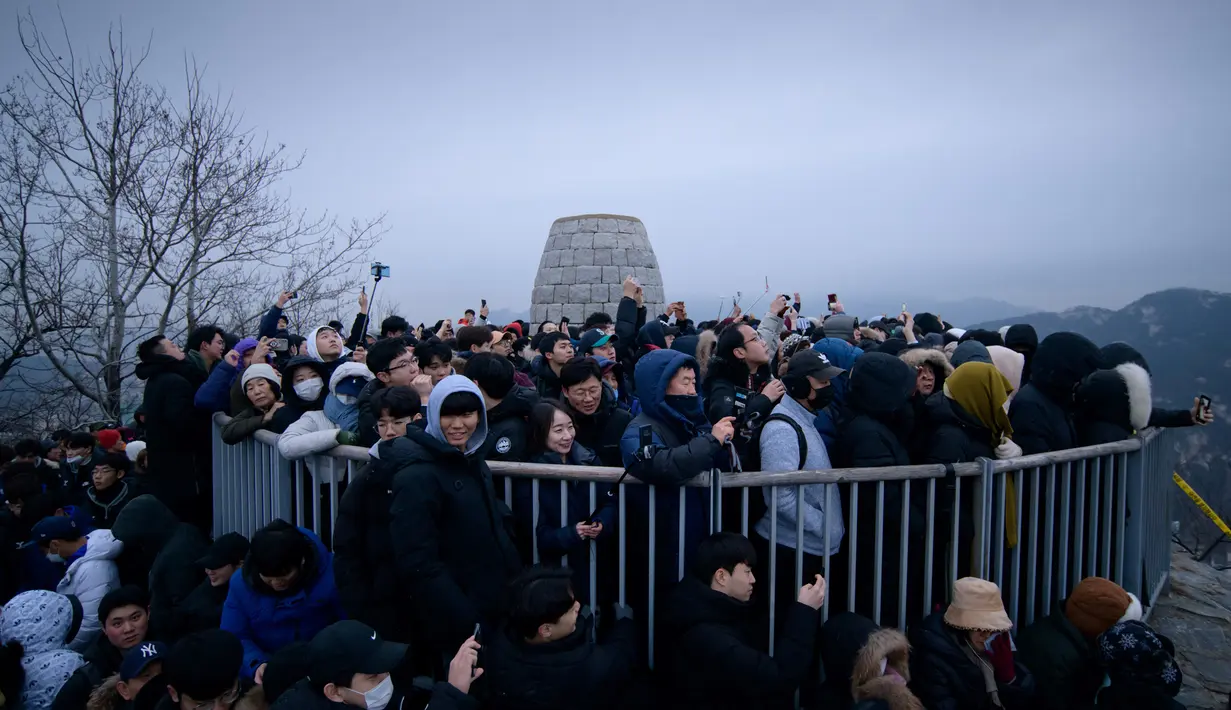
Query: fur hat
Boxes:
[{"xmin": 1066, "ymin": 577, "xmax": 1141, "ymax": 639}]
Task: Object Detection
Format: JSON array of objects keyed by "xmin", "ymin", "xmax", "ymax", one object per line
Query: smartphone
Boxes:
[
  {"xmin": 638, "ymin": 424, "xmax": 654, "ymax": 458},
  {"xmin": 471, "ymin": 622, "xmax": 482, "ymax": 677},
  {"xmin": 827, "ymin": 293, "xmax": 838, "ymax": 311},
  {"xmin": 901, "ymin": 302, "xmax": 907, "ymax": 313},
  {"xmin": 268, "ymin": 338, "xmax": 289, "ymax": 352},
  {"xmin": 561, "ymin": 317, "xmax": 570, "ymax": 325},
  {"xmin": 370, "ymin": 261, "xmax": 390, "ymax": 279},
  {"xmin": 481, "ymin": 298, "xmax": 487, "ymax": 308},
  {"xmin": 1199, "ymin": 394, "xmax": 1212, "ymax": 417},
  {"xmin": 289, "ymin": 291, "xmax": 298, "ymax": 299}
]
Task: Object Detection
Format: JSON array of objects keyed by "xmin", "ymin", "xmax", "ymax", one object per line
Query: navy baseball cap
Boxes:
[
  {"xmin": 578, "ymin": 329, "xmax": 618, "ymax": 355},
  {"xmin": 30, "ymin": 516, "xmax": 83, "ymax": 544},
  {"xmin": 334, "ymin": 375, "xmax": 368, "ymax": 398},
  {"xmin": 121, "ymin": 641, "xmax": 169, "ymax": 681}
]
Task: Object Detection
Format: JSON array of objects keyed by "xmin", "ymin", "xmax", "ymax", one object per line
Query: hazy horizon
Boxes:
[{"xmin": 3, "ymin": 1, "xmax": 1229, "ymax": 323}]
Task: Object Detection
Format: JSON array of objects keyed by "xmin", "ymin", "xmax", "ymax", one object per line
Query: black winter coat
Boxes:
[
  {"xmin": 661, "ymin": 577, "xmax": 820, "ymax": 710},
  {"xmin": 703, "ymin": 356, "xmax": 775, "ymax": 456},
  {"xmin": 614, "ymin": 297, "xmax": 647, "ymax": 387},
  {"xmin": 1009, "ymin": 332, "xmax": 1103, "ymax": 455},
  {"xmin": 908, "ymin": 610, "xmax": 1037, "ymax": 710},
  {"xmin": 111, "ymin": 494, "xmax": 209, "ymax": 642},
  {"xmin": 1094, "ymin": 682, "xmax": 1186, "ymax": 710},
  {"xmin": 389, "ymin": 426, "xmax": 523, "ymax": 653},
  {"xmin": 355, "ymin": 378, "xmax": 386, "ymax": 448},
  {"xmin": 80, "ymin": 479, "xmax": 138, "ymax": 530},
  {"xmin": 835, "ymin": 353, "xmax": 923, "ymax": 628},
  {"xmin": 478, "ymin": 386, "xmax": 539, "ymax": 463},
  {"xmin": 1015, "ymin": 602, "xmax": 1102, "ymax": 710},
  {"xmin": 174, "ymin": 576, "xmax": 231, "ymax": 638},
  {"xmin": 918, "ymin": 394, "xmax": 995, "ymax": 464},
  {"xmin": 564, "ymin": 385, "xmax": 632, "ymax": 468},
  {"xmin": 134, "ymin": 355, "xmax": 211, "ymax": 507},
  {"xmin": 269, "ymin": 678, "xmax": 455, "ymax": 710},
  {"xmin": 531, "ymin": 358, "xmax": 564, "ymax": 402},
  {"xmin": 333, "ymin": 439, "xmax": 415, "ymax": 643},
  {"xmin": 482, "ymin": 620, "xmax": 638, "ymax": 710}
]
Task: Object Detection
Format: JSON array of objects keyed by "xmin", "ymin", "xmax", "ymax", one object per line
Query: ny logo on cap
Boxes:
[{"xmin": 140, "ymin": 643, "xmax": 158, "ymax": 658}]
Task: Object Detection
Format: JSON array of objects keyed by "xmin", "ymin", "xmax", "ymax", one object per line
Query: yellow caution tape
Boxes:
[{"xmin": 1173, "ymin": 472, "xmax": 1231, "ymax": 538}]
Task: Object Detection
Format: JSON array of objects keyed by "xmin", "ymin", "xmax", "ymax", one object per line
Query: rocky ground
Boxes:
[{"xmin": 1150, "ymin": 546, "xmax": 1231, "ymax": 709}]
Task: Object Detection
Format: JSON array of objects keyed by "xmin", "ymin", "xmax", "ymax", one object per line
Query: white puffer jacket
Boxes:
[{"xmin": 57, "ymin": 528, "xmax": 123, "ymax": 651}]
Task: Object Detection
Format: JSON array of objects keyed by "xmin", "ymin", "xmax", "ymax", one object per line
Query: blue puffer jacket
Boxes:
[
  {"xmin": 619, "ymin": 349, "xmax": 724, "ymax": 596},
  {"xmin": 194, "ymin": 360, "xmax": 239, "ymax": 412},
  {"xmin": 811, "ymin": 338, "xmax": 864, "ymax": 448},
  {"xmin": 221, "ymin": 526, "xmax": 345, "ymax": 678}
]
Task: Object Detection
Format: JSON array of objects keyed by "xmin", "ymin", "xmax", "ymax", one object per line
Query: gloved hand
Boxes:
[
  {"xmin": 336, "ymin": 431, "xmax": 360, "ymax": 446},
  {"xmin": 995, "ymin": 437, "xmax": 1023, "ymax": 460},
  {"xmin": 987, "ymin": 632, "xmax": 1016, "ymax": 684}
]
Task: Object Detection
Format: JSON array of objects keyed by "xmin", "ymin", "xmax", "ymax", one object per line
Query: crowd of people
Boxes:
[{"xmin": 0, "ymin": 278, "xmax": 1218, "ymax": 710}]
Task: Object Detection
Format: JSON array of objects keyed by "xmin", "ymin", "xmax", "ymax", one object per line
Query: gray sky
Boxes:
[{"xmin": 4, "ymin": 0, "xmax": 1230, "ymax": 321}]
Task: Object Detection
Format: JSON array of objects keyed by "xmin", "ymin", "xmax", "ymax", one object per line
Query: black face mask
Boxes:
[
  {"xmin": 810, "ymin": 386, "xmax": 835, "ymax": 410},
  {"xmin": 664, "ymin": 394, "xmax": 700, "ymax": 418}
]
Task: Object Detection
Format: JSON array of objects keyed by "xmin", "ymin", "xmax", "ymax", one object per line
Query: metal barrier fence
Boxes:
[{"xmin": 211, "ymin": 414, "xmax": 1178, "ymax": 664}]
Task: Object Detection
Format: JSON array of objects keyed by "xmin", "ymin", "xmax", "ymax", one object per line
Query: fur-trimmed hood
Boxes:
[
  {"xmin": 1075, "ymin": 362, "xmax": 1153, "ymax": 432},
  {"xmin": 899, "ymin": 347, "xmax": 955, "ymax": 380},
  {"xmin": 851, "ymin": 629, "xmax": 925, "ymax": 710}
]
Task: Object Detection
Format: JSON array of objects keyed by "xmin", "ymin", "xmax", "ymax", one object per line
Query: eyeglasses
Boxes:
[
  {"xmin": 743, "ymin": 334, "xmax": 765, "ymax": 346},
  {"xmin": 188, "ymin": 684, "xmax": 240, "ymax": 709},
  {"xmin": 387, "ymin": 359, "xmax": 415, "ymax": 372}
]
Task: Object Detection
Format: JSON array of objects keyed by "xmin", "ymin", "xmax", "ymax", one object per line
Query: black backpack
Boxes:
[{"xmin": 743, "ymin": 413, "xmax": 809, "ymax": 472}]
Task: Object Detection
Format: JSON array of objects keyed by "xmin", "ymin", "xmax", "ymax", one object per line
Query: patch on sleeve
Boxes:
[{"xmin": 495, "ymin": 437, "xmax": 512, "ymax": 455}]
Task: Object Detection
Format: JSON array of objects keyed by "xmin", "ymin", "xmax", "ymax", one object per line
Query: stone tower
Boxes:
[{"xmin": 531, "ymin": 214, "xmax": 666, "ymax": 324}]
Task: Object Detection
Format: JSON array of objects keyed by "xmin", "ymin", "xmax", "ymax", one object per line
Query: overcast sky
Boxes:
[{"xmin": 4, "ymin": 1, "xmax": 1230, "ymax": 321}]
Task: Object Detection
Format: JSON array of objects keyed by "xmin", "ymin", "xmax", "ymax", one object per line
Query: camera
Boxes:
[{"xmin": 370, "ymin": 262, "xmax": 390, "ymax": 279}]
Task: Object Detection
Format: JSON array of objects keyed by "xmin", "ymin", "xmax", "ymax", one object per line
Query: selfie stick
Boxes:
[{"xmin": 357, "ymin": 266, "xmax": 384, "ymax": 345}]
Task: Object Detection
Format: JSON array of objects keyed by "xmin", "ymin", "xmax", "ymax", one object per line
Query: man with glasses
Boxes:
[
  {"xmin": 356, "ymin": 339, "xmax": 421, "ymax": 447},
  {"xmin": 333, "ymin": 386, "xmax": 422, "ymax": 643},
  {"xmin": 703, "ymin": 323, "xmax": 785, "ymax": 458},
  {"xmin": 560, "ymin": 357, "xmax": 632, "ymax": 467},
  {"xmin": 158, "ymin": 629, "xmax": 252, "ymax": 710}
]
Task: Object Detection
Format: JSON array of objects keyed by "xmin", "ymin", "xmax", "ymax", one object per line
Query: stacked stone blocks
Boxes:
[{"xmin": 531, "ymin": 214, "xmax": 666, "ymax": 324}]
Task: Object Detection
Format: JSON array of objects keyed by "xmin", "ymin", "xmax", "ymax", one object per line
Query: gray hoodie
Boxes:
[{"xmin": 425, "ymin": 374, "xmax": 489, "ymax": 456}]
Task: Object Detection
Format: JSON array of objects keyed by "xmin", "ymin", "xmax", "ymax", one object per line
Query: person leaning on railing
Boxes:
[{"xmin": 219, "ymin": 364, "xmax": 297, "ymax": 445}]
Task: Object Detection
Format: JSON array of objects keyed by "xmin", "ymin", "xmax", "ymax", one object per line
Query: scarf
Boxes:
[
  {"xmin": 323, "ymin": 393, "xmax": 360, "ymax": 432},
  {"xmin": 960, "ymin": 639, "xmax": 1003, "ymax": 708},
  {"xmin": 945, "ymin": 362, "xmax": 1018, "ymax": 547}
]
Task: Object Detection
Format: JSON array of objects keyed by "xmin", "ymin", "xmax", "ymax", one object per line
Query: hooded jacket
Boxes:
[
  {"xmin": 477, "ymin": 385, "xmax": 540, "ymax": 464},
  {"xmin": 0, "ymin": 590, "xmax": 87, "ymax": 708},
  {"xmin": 333, "ymin": 438, "xmax": 418, "ymax": 643},
  {"xmin": 824, "ymin": 315, "xmax": 860, "ymax": 344},
  {"xmin": 812, "ymin": 338, "xmax": 865, "ymax": 448},
  {"xmin": 482, "ymin": 618, "xmax": 638, "ymax": 710},
  {"xmin": 1015, "ymin": 598, "xmax": 1127, "ymax": 710},
  {"xmin": 1099, "ymin": 342, "xmax": 1196, "ymax": 430},
  {"xmin": 1073, "ymin": 363, "xmax": 1152, "ymax": 446},
  {"xmin": 951, "ymin": 341, "xmax": 993, "ymax": 368},
  {"xmin": 1003, "ymin": 324, "xmax": 1038, "ymax": 386},
  {"xmin": 388, "ymin": 376, "xmax": 522, "ymax": 652},
  {"xmin": 58, "ymin": 528, "xmax": 124, "ymax": 652},
  {"xmin": 661, "ymin": 576, "xmax": 820, "ymax": 710},
  {"xmin": 908, "ymin": 609, "xmax": 1036, "ymax": 710},
  {"xmin": 111, "ymin": 495, "xmax": 208, "ymax": 642},
  {"xmin": 134, "ymin": 354, "xmax": 211, "ymax": 499},
  {"xmin": 276, "ymin": 361, "xmax": 371, "ymax": 459},
  {"xmin": 1009, "ymin": 332, "xmax": 1104, "ymax": 455},
  {"xmin": 304, "ymin": 324, "xmax": 353, "ymax": 366},
  {"xmin": 819, "ymin": 613, "xmax": 924, "ymax": 710},
  {"xmin": 279, "ymin": 356, "xmax": 331, "ymax": 416},
  {"xmin": 836, "ymin": 353, "xmax": 923, "ymax": 628},
  {"xmin": 702, "ymin": 354, "xmax": 775, "ymax": 454},
  {"xmin": 52, "ymin": 627, "xmax": 130, "ymax": 710},
  {"xmin": 222, "ymin": 525, "xmax": 344, "ymax": 679},
  {"xmin": 613, "ymin": 296, "xmax": 648, "ymax": 386}
]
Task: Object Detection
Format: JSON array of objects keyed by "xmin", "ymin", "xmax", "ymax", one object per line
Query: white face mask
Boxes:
[
  {"xmin": 335, "ymin": 393, "xmax": 357, "ymax": 406},
  {"xmin": 46, "ymin": 552, "xmax": 64, "ymax": 564},
  {"xmin": 346, "ymin": 675, "xmax": 393, "ymax": 710},
  {"xmin": 66, "ymin": 455, "xmax": 85, "ymax": 465},
  {"xmin": 293, "ymin": 378, "xmax": 324, "ymax": 401}
]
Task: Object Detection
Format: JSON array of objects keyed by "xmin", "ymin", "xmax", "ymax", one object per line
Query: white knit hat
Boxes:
[{"xmin": 241, "ymin": 363, "xmax": 281, "ymax": 392}]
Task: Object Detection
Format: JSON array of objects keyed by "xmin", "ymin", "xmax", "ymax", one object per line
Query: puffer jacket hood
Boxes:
[
  {"xmin": 280, "ymin": 356, "xmax": 331, "ymax": 411},
  {"xmin": 69, "ymin": 529, "xmax": 124, "ymax": 568},
  {"xmin": 822, "ymin": 613, "xmax": 924, "ymax": 710},
  {"xmin": 1075, "ymin": 363, "xmax": 1153, "ymax": 432},
  {"xmin": 0, "ymin": 590, "xmax": 86, "ymax": 708},
  {"xmin": 111, "ymin": 494, "xmax": 179, "ymax": 552},
  {"xmin": 1029, "ymin": 332, "xmax": 1104, "ymax": 403},
  {"xmin": 636, "ymin": 319, "xmax": 669, "ymax": 350},
  {"xmin": 849, "ymin": 352, "xmax": 916, "ymax": 416},
  {"xmin": 1004, "ymin": 324, "xmax": 1039, "ymax": 354},
  {"xmin": 813, "ymin": 338, "xmax": 864, "ymax": 405},
  {"xmin": 425, "ymin": 374, "xmax": 489, "ymax": 456},
  {"xmin": 305, "ymin": 325, "xmax": 352, "ymax": 362},
  {"xmin": 633, "ymin": 348, "xmax": 707, "ymax": 432},
  {"xmin": 671, "ymin": 333, "xmax": 700, "ymax": 359},
  {"xmin": 328, "ymin": 361, "xmax": 373, "ymax": 394},
  {"xmin": 950, "ymin": 341, "xmax": 992, "ymax": 368},
  {"xmin": 1100, "ymin": 341, "xmax": 1151, "ymax": 374},
  {"xmin": 899, "ymin": 348, "xmax": 955, "ymax": 381},
  {"xmin": 824, "ymin": 315, "xmax": 859, "ymax": 344}
]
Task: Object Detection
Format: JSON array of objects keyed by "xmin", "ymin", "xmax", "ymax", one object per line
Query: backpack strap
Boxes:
[{"xmin": 765, "ymin": 414, "xmax": 808, "ymax": 469}]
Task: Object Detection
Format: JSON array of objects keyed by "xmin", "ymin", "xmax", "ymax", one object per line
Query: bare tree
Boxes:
[{"xmin": 0, "ymin": 14, "xmax": 385, "ymax": 426}]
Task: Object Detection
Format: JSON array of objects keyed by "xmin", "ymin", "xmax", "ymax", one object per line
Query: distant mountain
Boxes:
[{"xmin": 970, "ymin": 288, "xmax": 1231, "ymax": 555}]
